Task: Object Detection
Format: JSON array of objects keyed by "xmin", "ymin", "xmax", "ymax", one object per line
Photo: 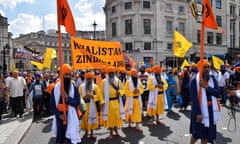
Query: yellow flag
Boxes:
[
  {"xmin": 51, "ymin": 48, "xmax": 57, "ymax": 58},
  {"xmin": 181, "ymin": 59, "xmax": 189, "ymax": 69},
  {"xmin": 173, "ymin": 31, "xmax": 192, "ymax": 58},
  {"xmin": 30, "ymin": 61, "xmax": 43, "ymax": 70},
  {"xmin": 212, "ymin": 55, "xmax": 224, "ymax": 70},
  {"xmin": 43, "ymin": 48, "xmax": 56, "ymax": 70}
]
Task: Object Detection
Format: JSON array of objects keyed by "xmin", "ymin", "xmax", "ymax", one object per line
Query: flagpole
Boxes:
[
  {"xmin": 57, "ymin": 0, "xmax": 67, "ymax": 125},
  {"xmin": 198, "ymin": 12, "xmax": 206, "ymax": 106}
]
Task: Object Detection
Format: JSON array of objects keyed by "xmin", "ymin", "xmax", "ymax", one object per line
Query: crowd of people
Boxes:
[{"xmin": 0, "ymin": 60, "xmax": 240, "ymax": 144}]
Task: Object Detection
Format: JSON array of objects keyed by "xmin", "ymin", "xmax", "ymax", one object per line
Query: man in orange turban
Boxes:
[
  {"xmin": 147, "ymin": 65, "xmax": 168, "ymax": 125},
  {"xmin": 189, "ymin": 60, "xmax": 220, "ymax": 144},
  {"xmin": 49, "ymin": 64, "xmax": 82, "ymax": 144},
  {"xmin": 124, "ymin": 68, "xmax": 144, "ymax": 131},
  {"xmin": 100, "ymin": 66, "xmax": 125, "ymax": 139},
  {"xmin": 79, "ymin": 71, "xmax": 103, "ymax": 139}
]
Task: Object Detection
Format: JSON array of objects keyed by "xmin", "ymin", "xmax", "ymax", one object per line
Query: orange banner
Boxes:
[{"xmin": 70, "ymin": 37, "xmax": 125, "ymax": 70}]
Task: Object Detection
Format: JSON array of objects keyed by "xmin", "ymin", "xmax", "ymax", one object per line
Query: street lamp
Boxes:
[
  {"xmin": 92, "ymin": 21, "xmax": 97, "ymax": 40},
  {"xmin": 1, "ymin": 44, "xmax": 9, "ymax": 73}
]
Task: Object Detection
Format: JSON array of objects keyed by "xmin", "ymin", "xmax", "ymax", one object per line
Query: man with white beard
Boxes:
[{"xmin": 100, "ymin": 66, "xmax": 125, "ymax": 139}]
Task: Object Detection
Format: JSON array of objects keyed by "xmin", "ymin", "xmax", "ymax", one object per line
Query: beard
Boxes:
[
  {"xmin": 203, "ymin": 72, "xmax": 210, "ymax": 81},
  {"xmin": 86, "ymin": 80, "xmax": 93, "ymax": 91},
  {"xmin": 155, "ymin": 74, "xmax": 161, "ymax": 83},
  {"xmin": 108, "ymin": 73, "xmax": 115, "ymax": 84},
  {"xmin": 132, "ymin": 76, "xmax": 138, "ymax": 87},
  {"xmin": 64, "ymin": 77, "xmax": 71, "ymax": 94}
]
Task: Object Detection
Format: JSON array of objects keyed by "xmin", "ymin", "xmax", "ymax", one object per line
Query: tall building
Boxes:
[
  {"xmin": 104, "ymin": 0, "xmax": 228, "ymax": 67},
  {"xmin": 0, "ymin": 14, "xmax": 11, "ymax": 73}
]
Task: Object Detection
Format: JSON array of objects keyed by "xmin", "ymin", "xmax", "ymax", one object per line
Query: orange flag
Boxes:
[
  {"xmin": 57, "ymin": 0, "xmax": 76, "ymax": 36},
  {"xmin": 202, "ymin": 0, "xmax": 218, "ymax": 30}
]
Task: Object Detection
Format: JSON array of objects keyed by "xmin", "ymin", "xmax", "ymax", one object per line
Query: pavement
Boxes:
[{"xmin": 0, "ymin": 110, "xmax": 34, "ymax": 144}]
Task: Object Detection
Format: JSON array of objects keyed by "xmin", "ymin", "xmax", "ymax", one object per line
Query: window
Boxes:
[
  {"xmin": 125, "ymin": 19, "xmax": 132, "ymax": 35},
  {"xmin": 124, "ymin": 2, "xmax": 132, "ymax": 10},
  {"xmin": 112, "ymin": 6, "xmax": 116, "ymax": 13},
  {"xmin": 143, "ymin": 1, "xmax": 150, "ymax": 9},
  {"xmin": 179, "ymin": 6, "xmax": 184, "ymax": 13},
  {"xmin": 216, "ymin": 15, "xmax": 222, "ymax": 27},
  {"xmin": 166, "ymin": 21, "xmax": 173, "ymax": 35},
  {"xmin": 216, "ymin": 33, "xmax": 222, "ymax": 45},
  {"xmin": 230, "ymin": 5, "xmax": 236, "ymax": 15},
  {"xmin": 179, "ymin": 22, "xmax": 185, "ymax": 35},
  {"xmin": 197, "ymin": 30, "xmax": 200, "ymax": 43},
  {"xmin": 112, "ymin": 22, "xmax": 117, "ymax": 37},
  {"xmin": 197, "ymin": 0, "xmax": 201, "ymax": 3},
  {"xmin": 143, "ymin": 19, "xmax": 151, "ymax": 34},
  {"xmin": 144, "ymin": 42, "xmax": 151, "ymax": 50},
  {"xmin": 166, "ymin": 4, "xmax": 172, "ymax": 12},
  {"xmin": 207, "ymin": 32, "xmax": 214, "ymax": 44},
  {"xmin": 167, "ymin": 43, "xmax": 173, "ymax": 49},
  {"xmin": 216, "ymin": 0, "xmax": 221, "ymax": 9},
  {"xmin": 125, "ymin": 43, "xmax": 133, "ymax": 51}
]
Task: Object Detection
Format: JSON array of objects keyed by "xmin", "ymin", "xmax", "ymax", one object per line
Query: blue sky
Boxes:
[{"xmin": 0, "ymin": 0, "xmax": 106, "ymax": 37}]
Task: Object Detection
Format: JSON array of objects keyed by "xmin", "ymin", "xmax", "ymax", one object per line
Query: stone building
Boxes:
[
  {"xmin": 0, "ymin": 14, "xmax": 11, "ymax": 73},
  {"xmin": 12, "ymin": 29, "xmax": 106, "ymax": 71},
  {"xmin": 104, "ymin": 0, "xmax": 228, "ymax": 67}
]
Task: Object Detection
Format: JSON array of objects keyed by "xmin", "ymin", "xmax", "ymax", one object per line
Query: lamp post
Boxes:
[
  {"xmin": 92, "ymin": 21, "xmax": 97, "ymax": 40},
  {"xmin": 2, "ymin": 44, "xmax": 9, "ymax": 73}
]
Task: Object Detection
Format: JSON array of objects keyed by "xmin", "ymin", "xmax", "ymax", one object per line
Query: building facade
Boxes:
[
  {"xmin": 12, "ymin": 29, "xmax": 106, "ymax": 71},
  {"xmin": 104, "ymin": 0, "xmax": 228, "ymax": 67},
  {"xmin": 0, "ymin": 14, "xmax": 11, "ymax": 73}
]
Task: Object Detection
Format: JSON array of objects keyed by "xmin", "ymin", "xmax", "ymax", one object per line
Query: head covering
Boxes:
[
  {"xmin": 220, "ymin": 64, "xmax": 226, "ymax": 70},
  {"xmin": 85, "ymin": 72, "xmax": 94, "ymax": 79},
  {"xmin": 106, "ymin": 66, "xmax": 116, "ymax": 73},
  {"xmin": 62, "ymin": 64, "xmax": 73, "ymax": 74},
  {"xmin": 146, "ymin": 67, "xmax": 152, "ymax": 73},
  {"xmin": 226, "ymin": 63, "xmax": 230, "ymax": 68},
  {"xmin": 161, "ymin": 67, "xmax": 166, "ymax": 72},
  {"xmin": 126, "ymin": 70, "xmax": 131, "ymax": 76},
  {"xmin": 118, "ymin": 67, "xmax": 126, "ymax": 73},
  {"xmin": 234, "ymin": 66, "xmax": 240, "ymax": 72},
  {"xmin": 141, "ymin": 64, "xmax": 146, "ymax": 69},
  {"xmin": 130, "ymin": 68, "xmax": 138, "ymax": 76},
  {"xmin": 100, "ymin": 65, "xmax": 107, "ymax": 73},
  {"xmin": 35, "ymin": 73, "xmax": 41, "ymax": 78},
  {"xmin": 197, "ymin": 59, "xmax": 210, "ymax": 69},
  {"xmin": 173, "ymin": 68, "xmax": 178, "ymax": 73},
  {"xmin": 152, "ymin": 65, "xmax": 161, "ymax": 73}
]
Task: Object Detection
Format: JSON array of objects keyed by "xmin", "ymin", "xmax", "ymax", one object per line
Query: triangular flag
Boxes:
[
  {"xmin": 57, "ymin": 0, "xmax": 76, "ymax": 36},
  {"xmin": 189, "ymin": 0, "xmax": 198, "ymax": 20},
  {"xmin": 173, "ymin": 30, "xmax": 192, "ymax": 58},
  {"xmin": 181, "ymin": 59, "xmax": 190, "ymax": 69},
  {"xmin": 202, "ymin": 0, "xmax": 218, "ymax": 30},
  {"xmin": 212, "ymin": 55, "xmax": 224, "ymax": 70},
  {"xmin": 51, "ymin": 48, "xmax": 57, "ymax": 58}
]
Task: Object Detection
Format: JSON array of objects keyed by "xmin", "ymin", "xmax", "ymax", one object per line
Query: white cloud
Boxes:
[
  {"xmin": 0, "ymin": 9, "xmax": 5, "ymax": 16},
  {"xmin": 0, "ymin": 0, "xmax": 34, "ymax": 9},
  {"xmin": 9, "ymin": 13, "xmax": 58, "ymax": 38},
  {"xmin": 74, "ymin": 0, "xmax": 105, "ymax": 30},
  {"xmin": 9, "ymin": 13, "xmax": 42, "ymax": 37}
]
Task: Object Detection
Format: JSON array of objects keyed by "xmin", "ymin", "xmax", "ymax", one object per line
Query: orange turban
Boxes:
[
  {"xmin": 130, "ymin": 68, "xmax": 138, "ymax": 75},
  {"xmin": 146, "ymin": 68, "xmax": 152, "ymax": 73},
  {"xmin": 85, "ymin": 72, "xmax": 94, "ymax": 79},
  {"xmin": 107, "ymin": 66, "xmax": 116, "ymax": 73},
  {"xmin": 152, "ymin": 65, "xmax": 161, "ymax": 73},
  {"xmin": 226, "ymin": 63, "xmax": 230, "ymax": 68},
  {"xmin": 234, "ymin": 66, "xmax": 240, "ymax": 72},
  {"xmin": 161, "ymin": 67, "xmax": 166, "ymax": 72},
  {"xmin": 118, "ymin": 67, "xmax": 126, "ymax": 73},
  {"xmin": 100, "ymin": 65, "xmax": 107, "ymax": 73},
  {"xmin": 62, "ymin": 64, "xmax": 73, "ymax": 74},
  {"xmin": 126, "ymin": 70, "xmax": 131, "ymax": 76},
  {"xmin": 197, "ymin": 60, "xmax": 210, "ymax": 69}
]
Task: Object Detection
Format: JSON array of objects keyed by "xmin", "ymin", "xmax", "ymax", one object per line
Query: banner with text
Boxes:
[{"xmin": 70, "ymin": 37, "xmax": 125, "ymax": 70}]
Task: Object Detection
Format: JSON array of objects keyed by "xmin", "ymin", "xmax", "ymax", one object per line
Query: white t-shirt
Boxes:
[
  {"xmin": 218, "ymin": 71, "xmax": 230, "ymax": 87},
  {"xmin": 6, "ymin": 76, "xmax": 26, "ymax": 98}
]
